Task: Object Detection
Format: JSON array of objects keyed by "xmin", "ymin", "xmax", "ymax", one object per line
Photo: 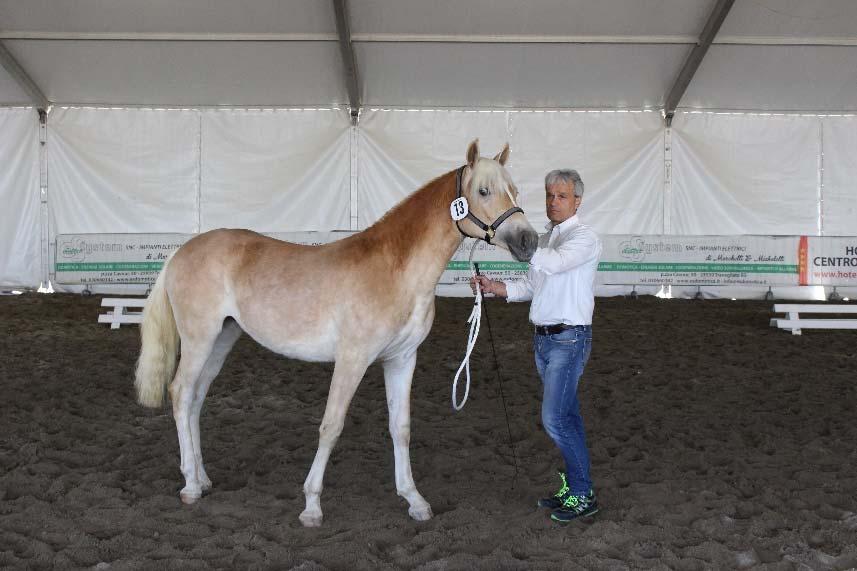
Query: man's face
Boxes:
[{"xmin": 545, "ymin": 181, "xmax": 582, "ymax": 224}]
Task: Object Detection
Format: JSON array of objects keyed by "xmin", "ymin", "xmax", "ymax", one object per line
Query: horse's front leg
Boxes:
[
  {"xmin": 300, "ymin": 356, "xmax": 369, "ymax": 527},
  {"xmin": 383, "ymin": 352, "xmax": 433, "ymax": 522}
]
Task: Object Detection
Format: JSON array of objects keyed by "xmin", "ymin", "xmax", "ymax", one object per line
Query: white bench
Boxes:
[
  {"xmin": 98, "ymin": 297, "xmax": 147, "ymax": 329},
  {"xmin": 770, "ymin": 304, "xmax": 857, "ymax": 335}
]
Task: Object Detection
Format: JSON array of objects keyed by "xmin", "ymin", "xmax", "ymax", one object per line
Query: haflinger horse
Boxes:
[{"xmin": 134, "ymin": 139, "xmax": 538, "ymax": 527}]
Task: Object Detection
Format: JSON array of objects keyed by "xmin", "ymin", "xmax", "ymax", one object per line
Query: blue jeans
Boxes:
[{"xmin": 534, "ymin": 325, "xmax": 593, "ymax": 495}]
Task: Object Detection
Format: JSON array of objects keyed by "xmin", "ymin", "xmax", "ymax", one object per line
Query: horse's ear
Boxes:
[
  {"xmin": 466, "ymin": 139, "xmax": 479, "ymax": 168},
  {"xmin": 493, "ymin": 143, "xmax": 510, "ymax": 166}
]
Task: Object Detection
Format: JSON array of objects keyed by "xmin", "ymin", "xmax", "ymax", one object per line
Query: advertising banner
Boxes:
[
  {"xmin": 441, "ymin": 240, "xmax": 528, "ymax": 285},
  {"xmin": 58, "ymin": 233, "xmax": 857, "ymax": 289},
  {"xmin": 598, "ymin": 235, "xmax": 800, "ymax": 286},
  {"xmin": 55, "ymin": 234, "xmax": 191, "ymax": 285},
  {"xmin": 803, "ymin": 237, "xmax": 857, "ymax": 286},
  {"xmin": 54, "ymin": 232, "xmax": 354, "ymax": 285}
]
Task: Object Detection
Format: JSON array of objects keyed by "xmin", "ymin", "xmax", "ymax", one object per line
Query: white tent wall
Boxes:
[
  {"xmin": 46, "ymin": 107, "xmax": 201, "ymax": 293},
  {"xmin": 0, "ymin": 107, "xmax": 41, "ymax": 287},
  {"xmin": 357, "ymin": 109, "xmax": 665, "ymax": 232},
  {"xmin": 356, "ymin": 108, "xmax": 668, "ymax": 298},
  {"xmin": 670, "ymin": 113, "xmax": 821, "ymax": 236},
  {"xmin": 0, "ymin": 105, "xmax": 854, "ymax": 297},
  {"xmin": 357, "ymin": 109, "xmax": 509, "ymax": 228},
  {"xmin": 199, "ymin": 109, "xmax": 351, "ymax": 233},
  {"xmin": 667, "ymin": 112, "xmax": 824, "ymax": 299},
  {"xmin": 821, "ymin": 116, "xmax": 857, "ymax": 237},
  {"xmin": 508, "ymin": 111, "xmax": 664, "ymax": 235},
  {"xmin": 48, "ymin": 107, "xmax": 201, "ymax": 235},
  {"xmin": 819, "ymin": 116, "xmax": 857, "ymax": 300}
]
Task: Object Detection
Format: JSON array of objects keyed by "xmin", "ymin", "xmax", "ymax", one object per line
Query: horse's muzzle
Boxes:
[{"xmin": 509, "ymin": 229, "xmax": 539, "ymax": 262}]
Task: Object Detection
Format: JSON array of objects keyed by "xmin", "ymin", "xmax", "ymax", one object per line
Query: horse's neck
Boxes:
[{"xmin": 361, "ymin": 170, "xmax": 462, "ymax": 290}]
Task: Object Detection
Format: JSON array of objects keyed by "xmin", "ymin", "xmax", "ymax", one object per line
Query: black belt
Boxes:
[{"xmin": 534, "ymin": 323, "xmax": 587, "ymax": 336}]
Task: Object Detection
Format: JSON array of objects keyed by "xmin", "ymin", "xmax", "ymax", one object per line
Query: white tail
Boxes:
[{"xmin": 134, "ymin": 259, "xmax": 179, "ymax": 407}]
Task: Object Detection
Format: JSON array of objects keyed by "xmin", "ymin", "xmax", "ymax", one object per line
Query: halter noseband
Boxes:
[{"xmin": 454, "ymin": 166, "xmax": 524, "ymax": 244}]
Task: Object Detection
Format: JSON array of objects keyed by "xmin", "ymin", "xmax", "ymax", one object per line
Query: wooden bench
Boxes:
[
  {"xmin": 770, "ymin": 304, "xmax": 857, "ymax": 335},
  {"xmin": 98, "ymin": 297, "xmax": 147, "ymax": 329}
]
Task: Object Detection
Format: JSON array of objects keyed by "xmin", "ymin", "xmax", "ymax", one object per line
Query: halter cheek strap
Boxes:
[{"xmin": 454, "ymin": 166, "xmax": 525, "ymax": 244}]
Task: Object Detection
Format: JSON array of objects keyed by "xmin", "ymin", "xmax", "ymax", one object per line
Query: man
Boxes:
[{"xmin": 472, "ymin": 169, "xmax": 601, "ymax": 523}]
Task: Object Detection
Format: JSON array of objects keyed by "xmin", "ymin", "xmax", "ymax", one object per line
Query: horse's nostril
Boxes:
[{"xmin": 522, "ymin": 231, "xmax": 538, "ymax": 252}]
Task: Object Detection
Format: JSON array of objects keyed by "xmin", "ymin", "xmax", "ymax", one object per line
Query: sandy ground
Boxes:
[{"xmin": 1, "ymin": 293, "xmax": 856, "ymax": 570}]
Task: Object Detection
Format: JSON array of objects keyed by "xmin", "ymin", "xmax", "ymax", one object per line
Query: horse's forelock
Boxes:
[{"xmin": 470, "ymin": 159, "xmax": 516, "ymax": 201}]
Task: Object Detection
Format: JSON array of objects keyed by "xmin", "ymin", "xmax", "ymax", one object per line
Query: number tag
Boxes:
[{"xmin": 450, "ymin": 197, "xmax": 469, "ymax": 221}]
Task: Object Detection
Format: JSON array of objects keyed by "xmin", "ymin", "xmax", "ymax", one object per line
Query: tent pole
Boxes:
[{"xmin": 663, "ymin": 0, "xmax": 734, "ymax": 126}]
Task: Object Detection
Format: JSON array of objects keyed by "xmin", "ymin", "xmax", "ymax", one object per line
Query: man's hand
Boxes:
[{"xmin": 470, "ymin": 275, "xmax": 507, "ymax": 298}]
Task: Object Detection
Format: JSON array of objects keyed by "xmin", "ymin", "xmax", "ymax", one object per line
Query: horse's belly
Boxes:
[{"xmin": 235, "ymin": 316, "xmax": 337, "ymax": 363}]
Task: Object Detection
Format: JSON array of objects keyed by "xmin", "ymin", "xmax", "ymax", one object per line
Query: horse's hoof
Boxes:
[
  {"xmin": 180, "ymin": 489, "xmax": 202, "ymax": 505},
  {"xmin": 409, "ymin": 506, "xmax": 433, "ymax": 521},
  {"xmin": 299, "ymin": 510, "xmax": 323, "ymax": 527}
]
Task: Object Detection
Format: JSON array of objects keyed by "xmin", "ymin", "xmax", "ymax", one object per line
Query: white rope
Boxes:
[
  {"xmin": 452, "ymin": 240, "xmax": 482, "ymax": 411},
  {"xmin": 451, "ymin": 188, "xmax": 519, "ymax": 411}
]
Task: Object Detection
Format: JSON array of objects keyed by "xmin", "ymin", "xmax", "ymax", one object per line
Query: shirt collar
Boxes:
[{"xmin": 545, "ymin": 214, "xmax": 580, "ymax": 233}]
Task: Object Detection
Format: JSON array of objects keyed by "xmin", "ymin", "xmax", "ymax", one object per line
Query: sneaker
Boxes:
[
  {"xmin": 537, "ymin": 470, "xmax": 571, "ymax": 509},
  {"xmin": 550, "ymin": 490, "xmax": 599, "ymax": 523}
]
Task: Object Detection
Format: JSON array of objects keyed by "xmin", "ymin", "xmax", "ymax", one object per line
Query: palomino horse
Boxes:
[{"xmin": 134, "ymin": 140, "xmax": 538, "ymax": 526}]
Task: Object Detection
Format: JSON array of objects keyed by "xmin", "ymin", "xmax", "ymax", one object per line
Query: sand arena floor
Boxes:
[{"xmin": 1, "ymin": 293, "xmax": 856, "ymax": 570}]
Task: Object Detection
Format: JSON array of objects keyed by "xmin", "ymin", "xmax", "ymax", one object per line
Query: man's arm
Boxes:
[{"xmin": 529, "ymin": 230, "xmax": 600, "ymax": 276}]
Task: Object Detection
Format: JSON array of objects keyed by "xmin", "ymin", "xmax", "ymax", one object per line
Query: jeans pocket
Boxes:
[{"xmin": 549, "ymin": 331, "xmax": 579, "ymax": 345}]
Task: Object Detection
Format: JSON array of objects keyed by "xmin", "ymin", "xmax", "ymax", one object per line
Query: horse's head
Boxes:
[{"xmin": 456, "ymin": 139, "xmax": 538, "ymax": 262}]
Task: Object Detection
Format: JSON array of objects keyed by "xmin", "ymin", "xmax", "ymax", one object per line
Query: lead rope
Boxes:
[
  {"xmin": 451, "ymin": 186, "xmax": 520, "ymax": 411},
  {"xmin": 450, "ymin": 242, "xmax": 520, "ymax": 486},
  {"xmin": 478, "ymin": 262, "xmax": 520, "ymax": 487},
  {"xmin": 451, "ymin": 239, "xmax": 482, "ymax": 411}
]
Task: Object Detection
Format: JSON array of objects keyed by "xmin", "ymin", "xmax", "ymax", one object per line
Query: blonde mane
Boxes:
[{"xmin": 345, "ymin": 169, "xmax": 459, "ymax": 269}]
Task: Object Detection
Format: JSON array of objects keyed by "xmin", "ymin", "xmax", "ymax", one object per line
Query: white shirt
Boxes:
[{"xmin": 505, "ymin": 215, "xmax": 601, "ymax": 326}]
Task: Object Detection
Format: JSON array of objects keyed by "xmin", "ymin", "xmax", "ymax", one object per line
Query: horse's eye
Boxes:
[{"xmin": 479, "ymin": 187, "xmax": 489, "ymax": 197}]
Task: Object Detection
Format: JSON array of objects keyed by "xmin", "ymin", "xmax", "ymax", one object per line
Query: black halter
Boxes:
[{"xmin": 454, "ymin": 166, "xmax": 525, "ymax": 244}]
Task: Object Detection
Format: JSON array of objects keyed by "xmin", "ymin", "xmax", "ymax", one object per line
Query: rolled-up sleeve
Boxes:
[
  {"xmin": 529, "ymin": 230, "xmax": 600, "ymax": 276},
  {"xmin": 505, "ymin": 275, "xmax": 534, "ymax": 302}
]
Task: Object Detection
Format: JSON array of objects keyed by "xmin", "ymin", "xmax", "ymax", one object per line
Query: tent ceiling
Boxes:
[
  {"xmin": 357, "ymin": 43, "xmax": 687, "ymax": 109},
  {"xmin": 348, "ymin": 0, "xmax": 711, "ymax": 38},
  {"xmin": 0, "ymin": 60, "xmax": 29, "ymax": 104},
  {"xmin": 684, "ymin": 45, "xmax": 857, "ymax": 112},
  {"xmin": 0, "ymin": 0, "xmax": 335, "ymax": 35},
  {"xmin": 718, "ymin": 0, "xmax": 857, "ymax": 40},
  {"xmin": 1, "ymin": 0, "xmax": 856, "ymax": 111},
  {"xmin": 2, "ymin": 40, "xmax": 348, "ymax": 107}
]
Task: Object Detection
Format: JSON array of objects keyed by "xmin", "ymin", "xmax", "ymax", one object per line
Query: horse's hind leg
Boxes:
[
  {"xmin": 300, "ymin": 356, "xmax": 370, "ymax": 527},
  {"xmin": 383, "ymin": 352, "xmax": 432, "ymax": 521},
  {"xmin": 169, "ymin": 330, "xmax": 219, "ymax": 504},
  {"xmin": 189, "ymin": 319, "xmax": 243, "ymax": 492}
]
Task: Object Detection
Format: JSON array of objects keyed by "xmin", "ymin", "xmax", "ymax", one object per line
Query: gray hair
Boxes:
[{"xmin": 545, "ymin": 169, "xmax": 584, "ymax": 197}]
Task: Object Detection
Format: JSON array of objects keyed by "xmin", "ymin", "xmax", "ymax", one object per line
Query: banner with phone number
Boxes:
[{"xmin": 598, "ymin": 235, "xmax": 800, "ymax": 286}]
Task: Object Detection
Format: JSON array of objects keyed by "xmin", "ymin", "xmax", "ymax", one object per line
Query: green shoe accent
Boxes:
[
  {"xmin": 537, "ymin": 471, "xmax": 571, "ymax": 509},
  {"xmin": 550, "ymin": 490, "xmax": 599, "ymax": 523}
]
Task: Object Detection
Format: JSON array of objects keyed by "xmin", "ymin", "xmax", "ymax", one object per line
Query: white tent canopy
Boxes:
[
  {"xmin": 1, "ymin": 1, "xmax": 856, "ymax": 299},
  {"xmin": 2, "ymin": 0, "xmax": 857, "ymax": 111}
]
